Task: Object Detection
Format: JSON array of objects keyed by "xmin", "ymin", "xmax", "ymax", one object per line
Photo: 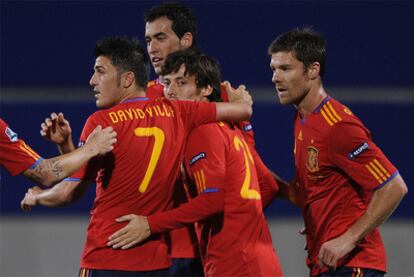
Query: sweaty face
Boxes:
[
  {"xmin": 270, "ymin": 51, "xmax": 312, "ymax": 106},
  {"xmin": 89, "ymin": 56, "xmax": 121, "ymax": 108},
  {"xmin": 162, "ymin": 64, "xmax": 204, "ymax": 101},
  {"xmin": 145, "ymin": 17, "xmax": 185, "ymax": 75}
]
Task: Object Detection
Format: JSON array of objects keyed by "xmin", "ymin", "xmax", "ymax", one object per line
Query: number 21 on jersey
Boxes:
[{"xmin": 234, "ymin": 136, "xmax": 261, "ymax": 200}]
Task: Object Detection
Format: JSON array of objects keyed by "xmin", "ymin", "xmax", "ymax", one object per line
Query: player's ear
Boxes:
[
  {"xmin": 200, "ymin": 85, "xmax": 213, "ymax": 97},
  {"xmin": 180, "ymin": 32, "xmax": 193, "ymax": 48},
  {"xmin": 122, "ymin": 71, "xmax": 135, "ymax": 88},
  {"xmin": 307, "ymin": 62, "xmax": 320, "ymax": 80}
]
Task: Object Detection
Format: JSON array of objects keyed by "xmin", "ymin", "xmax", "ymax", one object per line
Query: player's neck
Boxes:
[
  {"xmin": 120, "ymin": 88, "xmax": 147, "ymax": 102},
  {"xmin": 296, "ymin": 84, "xmax": 327, "ymax": 118}
]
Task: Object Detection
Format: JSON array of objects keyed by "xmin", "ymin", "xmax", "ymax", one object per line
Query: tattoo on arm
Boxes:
[{"xmin": 24, "ymin": 158, "xmax": 63, "ymax": 185}]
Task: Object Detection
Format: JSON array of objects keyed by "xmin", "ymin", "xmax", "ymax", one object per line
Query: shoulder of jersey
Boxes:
[{"xmin": 319, "ymin": 98, "xmax": 356, "ymax": 127}]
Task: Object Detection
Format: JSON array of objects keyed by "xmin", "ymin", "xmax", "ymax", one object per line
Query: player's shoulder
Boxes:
[{"xmin": 318, "ymin": 97, "xmax": 361, "ymax": 128}]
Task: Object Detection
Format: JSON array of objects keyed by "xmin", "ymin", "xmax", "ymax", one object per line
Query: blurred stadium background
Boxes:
[{"xmin": 1, "ymin": 1, "xmax": 413, "ymax": 276}]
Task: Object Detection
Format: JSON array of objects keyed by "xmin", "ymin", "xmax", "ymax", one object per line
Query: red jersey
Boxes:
[
  {"xmin": 294, "ymin": 97, "xmax": 397, "ymax": 276},
  {"xmin": 70, "ymin": 97, "xmax": 216, "ymax": 271},
  {"xmin": 184, "ymin": 123, "xmax": 281, "ymax": 276},
  {"xmin": 0, "ymin": 118, "xmax": 42, "ymax": 176},
  {"xmin": 146, "ymin": 79, "xmax": 278, "ymax": 261}
]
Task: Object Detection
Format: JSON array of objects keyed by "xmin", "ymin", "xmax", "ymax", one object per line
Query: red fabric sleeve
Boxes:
[
  {"xmin": 184, "ymin": 124, "xmax": 227, "ymax": 193},
  {"xmin": 0, "ymin": 118, "xmax": 41, "ymax": 176},
  {"xmin": 176, "ymin": 100, "xmax": 217, "ymax": 132},
  {"xmin": 148, "ymin": 190, "xmax": 224, "ymax": 233},
  {"xmin": 327, "ymin": 121, "xmax": 398, "ymax": 191}
]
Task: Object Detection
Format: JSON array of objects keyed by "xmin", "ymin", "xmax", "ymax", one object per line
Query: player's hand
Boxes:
[
  {"xmin": 223, "ymin": 81, "xmax": 253, "ymax": 106},
  {"xmin": 317, "ymin": 232, "xmax": 357, "ymax": 271},
  {"xmin": 84, "ymin": 125, "xmax": 117, "ymax": 156},
  {"xmin": 20, "ymin": 186, "xmax": 43, "ymax": 212},
  {"xmin": 107, "ymin": 214, "xmax": 151, "ymax": 249},
  {"xmin": 40, "ymin": 112, "xmax": 72, "ymax": 145}
]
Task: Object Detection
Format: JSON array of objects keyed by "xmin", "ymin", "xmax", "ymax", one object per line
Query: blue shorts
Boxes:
[
  {"xmin": 169, "ymin": 258, "xmax": 204, "ymax": 277},
  {"xmin": 79, "ymin": 267, "xmax": 170, "ymax": 277},
  {"xmin": 317, "ymin": 266, "xmax": 385, "ymax": 277}
]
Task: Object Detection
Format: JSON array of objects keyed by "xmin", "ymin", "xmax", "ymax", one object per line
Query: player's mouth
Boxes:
[
  {"xmin": 151, "ymin": 57, "xmax": 163, "ymax": 67},
  {"xmin": 277, "ymin": 87, "xmax": 288, "ymax": 97}
]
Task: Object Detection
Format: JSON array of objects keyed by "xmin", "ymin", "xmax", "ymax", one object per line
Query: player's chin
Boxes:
[
  {"xmin": 96, "ymin": 99, "xmax": 109, "ymax": 109},
  {"xmin": 277, "ymin": 96, "xmax": 291, "ymax": 106}
]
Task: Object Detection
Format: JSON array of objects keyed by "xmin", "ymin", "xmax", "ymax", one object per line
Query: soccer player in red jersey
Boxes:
[
  {"xmin": 268, "ymin": 28, "xmax": 408, "ymax": 276},
  {"xmin": 143, "ymin": 3, "xmax": 282, "ymax": 275},
  {"xmin": 107, "ymin": 49, "xmax": 283, "ymax": 277},
  {"xmin": 0, "ymin": 117, "xmax": 116, "ymax": 187},
  {"xmin": 21, "ymin": 37, "xmax": 252, "ymax": 276}
]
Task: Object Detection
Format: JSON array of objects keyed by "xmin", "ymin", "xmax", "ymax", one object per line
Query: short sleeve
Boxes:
[
  {"xmin": 0, "ymin": 119, "xmax": 42, "ymax": 176},
  {"xmin": 327, "ymin": 121, "xmax": 398, "ymax": 191},
  {"xmin": 184, "ymin": 124, "xmax": 226, "ymax": 194}
]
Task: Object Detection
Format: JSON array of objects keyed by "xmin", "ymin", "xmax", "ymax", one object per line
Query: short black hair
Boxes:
[
  {"xmin": 144, "ymin": 2, "xmax": 198, "ymax": 46},
  {"xmin": 161, "ymin": 48, "xmax": 222, "ymax": 102},
  {"xmin": 268, "ymin": 27, "xmax": 326, "ymax": 77},
  {"xmin": 94, "ymin": 37, "xmax": 150, "ymax": 89}
]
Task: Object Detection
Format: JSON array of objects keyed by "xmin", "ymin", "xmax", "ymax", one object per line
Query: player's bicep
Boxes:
[
  {"xmin": 185, "ymin": 131, "xmax": 226, "ymax": 194},
  {"xmin": 328, "ymin": 122, "xmax": 398, "ymax": 191}
]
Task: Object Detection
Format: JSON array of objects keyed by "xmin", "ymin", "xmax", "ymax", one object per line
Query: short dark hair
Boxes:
[
  {"xmin": 161, "ymin": 48, "xmax": 222, "ymax": 102},
  {"xmin": 94, "ymin": 37, "xmax": 150, "ymax": 89},
  {"xmin": 268, "ymin": 27, "xmax": 326, "ymax": 77},
  {"xmin": 144, "ymin": 2, "xmax": 198, "ymax": 46}
]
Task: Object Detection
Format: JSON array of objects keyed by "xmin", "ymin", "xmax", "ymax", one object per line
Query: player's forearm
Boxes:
[
  {"xmin": 57, "ymin": 135, "xmax": 76, "ymax": 154},
  {"xmin": 343, "ymin": 174, "xmax": 407, "ymax": 243},
  {"xmin": 215, "ymin": 102, "xmax": 252, "ymax": 122},
  {"xmin": 148, "ymin": 190, "xmax": 224, "ymax": 233},
  {"xmin": 25, "ymin": 145, "xmax": 96, "ymax": 186},
  {"xmin": 53, "ymin": 144, "xmax": 98, "ymax": 179},
  {"xmin": 34, "ymin": 181, "xmax": 79, "ymax": 207}
]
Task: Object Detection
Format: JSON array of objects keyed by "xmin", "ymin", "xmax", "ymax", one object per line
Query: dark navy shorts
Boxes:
[
  {"xmin": 317, "ymin": 266, "xmax": 385, "ymax": 277},
  {"xmin": 79, "ymin": 267, "xmax": 170, "ymax": 277},
  {"xmin": 169, "ymin": 258, "xmax": 204, "ymax": 277}
]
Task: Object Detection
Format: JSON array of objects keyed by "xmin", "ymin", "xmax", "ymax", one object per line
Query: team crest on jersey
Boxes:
[
  {"xmin": 306, "ymin": 146, "xmax": 319, "ymax": 172},
  {"xmin": 189, "ymin": 152, "xmax": 206, "ymax": 166},
  {"xmin": 349, "ymin": 142, "xmax": 369, "ymax": 159},
  {"xmin": 5, "ymin": 127, "xmax": 18, "ymax": 142}
]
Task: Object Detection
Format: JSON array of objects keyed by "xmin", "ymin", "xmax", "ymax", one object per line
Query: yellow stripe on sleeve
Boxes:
[
  {"xmin": 365, "ymin": 163, "xmax": 383, "ymax": 184},
  {"xmin": 321, "ymin": 109, "xmax": 334, "ymax": 126},
  {"xmin": 19, "ymin": 142, "xmax": 40, "ymax": 160},
  {"xmin": 373, "ymin": 159, "xmax": 391, "ymax": 178},
  {"xmin": 200, "ymin": 170, "xmax": 207, "ymax": 191},
  {"xmin": 193, "ymin": 171, "xmax": 201, "ymax": 193},
  {"xmin": 327, "ymin": 102, "xmax": 342, "ymax": 122},
  {"xmin": 194, "ymin": 170, "xmax": 207, "ymax": 193},
  {"xmin": 369, "ymin": 161, "xmax": 387, "ymax": 182}
]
